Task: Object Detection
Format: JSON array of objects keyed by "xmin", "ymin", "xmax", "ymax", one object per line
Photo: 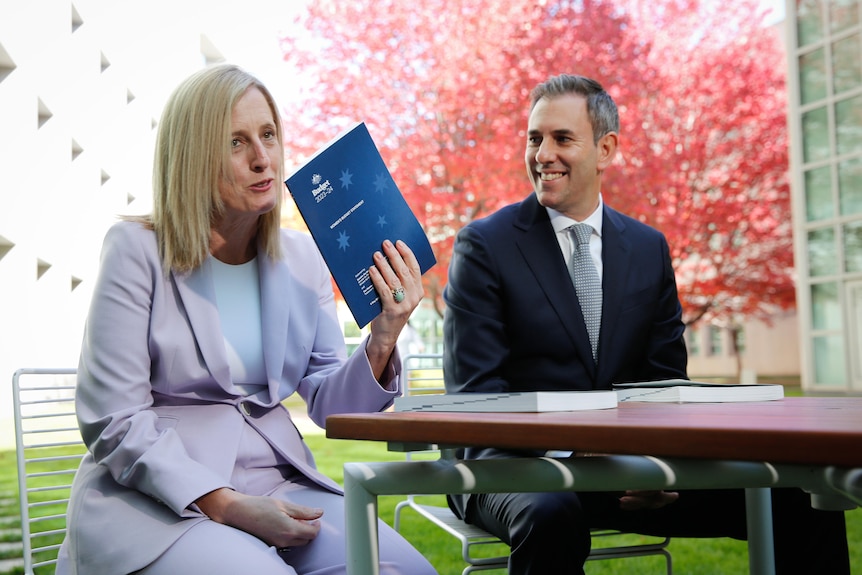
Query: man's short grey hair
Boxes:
[{"xmin": 529, "ymin": 74, "xmax": 620, "ymax": 144}]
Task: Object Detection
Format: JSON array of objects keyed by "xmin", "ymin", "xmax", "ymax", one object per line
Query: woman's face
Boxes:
[{"xmin": 218, "ymin": 87, "xmax": 281, "ymax": 222}]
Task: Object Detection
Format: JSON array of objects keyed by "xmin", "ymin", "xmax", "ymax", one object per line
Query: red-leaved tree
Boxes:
[
  {"xmin": 280, "ymin": 0, "xmax": 794, "ymax": 347},
  {"xmin": 620, "ymin": 0, "xmax": 794, "ymax": 326}
]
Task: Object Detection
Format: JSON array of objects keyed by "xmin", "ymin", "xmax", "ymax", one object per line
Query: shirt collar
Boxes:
[{"xmin": 547, "ymin": 194, "xmax": 604, "ymax": 236}]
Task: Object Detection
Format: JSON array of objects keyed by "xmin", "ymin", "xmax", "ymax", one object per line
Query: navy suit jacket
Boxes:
[
  {"xmin": 443, "ymin": 193, "xmax": 687, "ymax": 519},
  {"xmin": 444, "ymin": 193, "xmax": 687, "ymax": 394}
]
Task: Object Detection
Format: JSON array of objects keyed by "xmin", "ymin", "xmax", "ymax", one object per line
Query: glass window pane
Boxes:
[
  {"xmin": 798, "ymin": 0, "xmax": 824, "ymax": 46},
  {"xmin": 805, "ymin": 165, "xmax": 834, "ymax": 221},
  {"xmin": 811, "ymin": 282, "xmax": 841, "ymax": 330},
  {"xmin": 844, "ymin": 221, "xmax": 862, "ymax": 272},
  {"xmin": 836, "ymin": 94, "xmax": 862, "ymax": 157},
  {"xmin": 802, "ymin": 106, "xmax": 831, "ymax": 163},
  {"xmin": 809, "ymin": 227, "xmax": 838, "ymax": 276},
  {"xmin": 709, "ymin": 325, "xmax": 723, "ymax": 356},
  {"xmin": 849, "ymin": 282, "xmax": 862, "ymax": 385},
  {"xmin": 830, "ymin": 0, "xmax": 860, "ymax": 34},
  {"xmin": 839, "ymin": 157, "xmax": 862, "ymax": 215},
  {"xmin": 686, "ymin": 327, "xmax": 700, "ymax": 356},
  {"xmin": 800, "ymin": 48, "xmax": 828, "ymax": 104},
  {"xmin": 832, "ymin": 34, "xmax": 862, "ymax": 95},
  {"xmin": 813, "ymin": 334, "xmax": 846, "ymax": 385}
]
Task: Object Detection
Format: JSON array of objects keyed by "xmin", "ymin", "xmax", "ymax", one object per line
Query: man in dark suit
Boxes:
[{"xmin": 442, "ymin": 74, "xmax": 849, "ymax": 575}]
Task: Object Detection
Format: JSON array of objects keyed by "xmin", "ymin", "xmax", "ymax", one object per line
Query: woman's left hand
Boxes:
[{"xmin": 365, "ymin": 239, "xmax": 424, "ymax": 380}]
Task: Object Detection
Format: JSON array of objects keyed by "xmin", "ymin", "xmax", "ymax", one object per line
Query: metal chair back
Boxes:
[{"xmin": 13, "ymin": 368, "xmax": 83, "ymax": 575}]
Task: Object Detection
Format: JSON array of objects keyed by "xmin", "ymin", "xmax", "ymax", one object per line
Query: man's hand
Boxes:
[
  {"xmin": 618, "ymin": 490, "xmax": 679, "ymax": 511},
  {"xmin": 196, "ymin": 488, "xmax": 323, "ymax": 549}
]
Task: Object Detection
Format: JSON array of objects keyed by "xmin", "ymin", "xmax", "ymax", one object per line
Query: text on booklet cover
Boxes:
[{"xmin": 285, "ymin": 122, "xmax": 436, "ymax": 327}]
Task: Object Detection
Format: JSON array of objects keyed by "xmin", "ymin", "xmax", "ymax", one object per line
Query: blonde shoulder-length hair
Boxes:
[{"xmin": 130, "ymin": 64, "xmax": 284, "ymax": 273}]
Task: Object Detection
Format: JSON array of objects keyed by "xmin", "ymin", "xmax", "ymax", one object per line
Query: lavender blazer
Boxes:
[{"xmin": 60, "ymin": 221, "xmax": 401, "ymax": 575}]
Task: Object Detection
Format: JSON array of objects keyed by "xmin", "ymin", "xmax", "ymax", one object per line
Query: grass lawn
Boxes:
[{"xmin": 2, "ymin": 432, "xmax": 859, "ymax": 575}]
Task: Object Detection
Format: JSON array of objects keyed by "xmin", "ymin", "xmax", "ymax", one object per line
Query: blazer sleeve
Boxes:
[
  {"xmin": 443, "ymin": 224, "xmax": 512, "ymax": 394},
  {"xmin": 277, "ymin": 231, "xmax": 401, "ymax": 427},
  {"xmin": 640, "ymin": 233, "xmax": 688, "ymax": 379},
  {"xmin": 76, "ymin": 222, "xmax": 230, "ymax": 516}
]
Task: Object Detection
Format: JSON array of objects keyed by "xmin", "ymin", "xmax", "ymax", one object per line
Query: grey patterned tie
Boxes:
[{"xmin": 569, "ymin": 223, "xmax": 601, "ymax": 362}]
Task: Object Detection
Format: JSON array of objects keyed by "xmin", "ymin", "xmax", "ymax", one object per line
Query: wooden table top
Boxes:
[{"xmin": 326, "ymin": 396, "xmax": 862, "ymax": 468}]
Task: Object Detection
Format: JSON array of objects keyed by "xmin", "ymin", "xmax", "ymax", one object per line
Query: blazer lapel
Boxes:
[
  {"xmin": 515, "ymin": 195, "xmax": 597, "ymax": 375},
  {"xmin": 597, "ymin": 207, "xmax": 632, "ymax": 374},
  {"xmin": 172, "ymin": 260, "xmax": 233, "ymax": 391},
  {"xmin": 258, "ymin": 251, "xmax": 291, "ymax": 404},
  {"xmin": 174, "ymin": 247, "xmax": 293, "ymax": 404}
]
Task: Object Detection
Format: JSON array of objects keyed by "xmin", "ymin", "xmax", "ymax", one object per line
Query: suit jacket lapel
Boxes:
[
  {"xmin": 597, "ymin": 207, "xmax": 632, "ymax": 376},
  {"xmin": 515, "ymin": 195, "xmax": 597, "ymax": 375},
  {"xmin": 172, "ymin": 260, "xmax": 233, "ymax": 391},
  {"xmin": 259, "ymin": 250, "xmax": 291, "ymax": 404},
  {"xmin": 173, "ymin": 249, "xmax": 293, "ymax": 404}
]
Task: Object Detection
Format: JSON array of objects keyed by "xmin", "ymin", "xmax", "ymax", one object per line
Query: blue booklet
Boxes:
[{"xmin": 285, "ymin": 122, "xmax": 436, "ymax": 327}]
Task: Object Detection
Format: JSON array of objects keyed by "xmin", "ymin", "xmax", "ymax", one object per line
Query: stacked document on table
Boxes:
[
  {"xmin": 613, "ymin": 379, "xmax": 784, "ymax": 403},
  {"xmin": 394, "ymin": 391, "xmax": 618, "ymax": 413}
]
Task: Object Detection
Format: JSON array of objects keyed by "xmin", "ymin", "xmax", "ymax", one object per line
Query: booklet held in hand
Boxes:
[{"xmin": 286, "ymin": 122, "xmax": 436, "ymax": 327}]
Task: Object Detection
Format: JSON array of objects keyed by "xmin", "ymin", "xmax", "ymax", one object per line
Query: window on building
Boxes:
[
  {"xmin": 808, "ymin": 226, "xmax": 838, "ymax": 277},
  {"xmin": 792, "ymin": 0, "xmax": 861, "ymax": 390},
  {"xmin": 836, "ymin": 94, "xmax": 862, "ymax": 157},
  {"xmin": 801, "ymin": 106, "xmax": 830, "ymax": 163},
  {"xmin": 832, "ymin": 32, "xmax": 861, "ymax": 94},
  {"xmin": 843, "ymin": 221, "xmax": 862, "ymax": 273},
  {"xmin": 839, "ymin": 157, "xmax": 862, "ymax": 215},
  {"xmin": 830, "ymin": 0, "xmax": 859, "ymax": 33},
  {"xmin": 799, "ymin": 47, "xmax": 827, "ymax": 104},
  {"xmin": 805, "ymin": 165, "xmax": 833, "ymax": 221},
  {"xmin": 708, "ymin": 325, "xmax": 723, "ymax": 356},
  {"xmin": 686, "ymin": 327, "xmax": 700, "ymax": 357},
  {"xmin": 811, "ymin": 281, "xmax": 842, "ymax": 331},
  {"xmin": 734, "ymin": 327, "xmax": 746, "ymax": 356}
]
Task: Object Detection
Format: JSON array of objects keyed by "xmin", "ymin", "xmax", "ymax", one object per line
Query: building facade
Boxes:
[
  {"xmin": 685, "ymin": 312, "xmax": 800, "ymax": 383},
  {"xmin": 787, "ymin": 0, "xmax": 862, "ymax": 392},
  {"xmin": 0, "ymin": 0, "xmax": 297, "ymax": 449}
]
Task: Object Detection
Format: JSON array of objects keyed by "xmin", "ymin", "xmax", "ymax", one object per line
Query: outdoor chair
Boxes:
[
  {"xmin": 13, "ymin": 368, "xmax": 84, "ymax": 575},
  {"xmin": 392, "ymin": 353, "xmax": 673, "ymax": 574}
]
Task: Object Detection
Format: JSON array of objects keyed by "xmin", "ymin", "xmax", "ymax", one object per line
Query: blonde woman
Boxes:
[{"xmin": 57, "ymin": 64, "xmax": 436, "ymax": 575}]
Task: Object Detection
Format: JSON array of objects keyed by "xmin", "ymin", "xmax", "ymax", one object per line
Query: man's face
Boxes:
[{"xmin": 525, "ymin": 94, "xmax": 616, "ymax": 221}]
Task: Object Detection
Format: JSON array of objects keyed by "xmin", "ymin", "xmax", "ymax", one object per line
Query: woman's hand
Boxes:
[
  {"xmin": 196, "ymin": 488, "xmax": 323, "ymax": 549},
  {"xmin": 366, "ymin": 239, "xmax": 425, "ymax": 380}
]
